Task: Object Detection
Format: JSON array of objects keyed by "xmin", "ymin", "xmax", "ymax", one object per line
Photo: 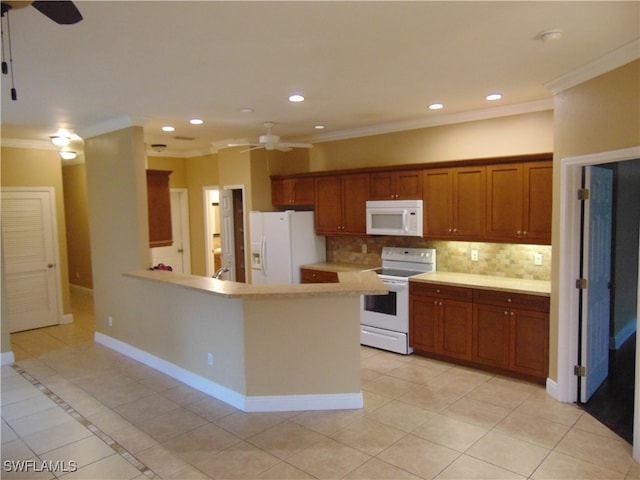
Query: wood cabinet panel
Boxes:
[
  {"xmin": 509, "ymin": 308, "xmax": 549, "ymax": 378},
  {"xmin": 409, "ymin": 282, "xmax": 473, "ymax": 361},
  {"xmin": 272, "ymin": 177, "xmax": 315, "ymax": 207},
  {"xmin": 300, "ymin": 268, "xmax": 339, "ymax": 283},
  {"xmin": 486, "ymin": 161, "xmax": 551, "ymax": 244},
  {"xmin": 472, "ymin": 304, "xmax": 510, "ymax": 368},
  {"xmin": 146, "ymin": 169, "xmax": 172, "ymax": 248},
  {"xmin": 370, "ymin": 170, "xmax": 422, "ymax": 200},
  {"xmin": 412, "ymin": 281, "xmax": 550, "ymax": 382},
  {"xmin": 423, "ymin": 167, "xmax": 485, "ymax": 239},
  {"xmin": 315, "ymin": 174, "xmax": 369, "ymax": 235}
]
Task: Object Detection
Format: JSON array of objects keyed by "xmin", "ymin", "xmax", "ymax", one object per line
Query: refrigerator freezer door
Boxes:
[{"xmin": 262, "ymin": 213, "xmax": 294, "ymax": 284}]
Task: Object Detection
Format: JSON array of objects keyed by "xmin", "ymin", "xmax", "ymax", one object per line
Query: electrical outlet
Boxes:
[
  {"xmin": 471, "ymin": 249, "xmax": 479, "ymax": 262},
  {"xmin": 207, "ymin": 352, "xmax": 214, "ymax": 366},
  {"xmin": 108, "ymin": 316, "xmax": 113, "ymax": 327},
  {"xmin": 534, "ymin": 253, "xmax": 543, "ymax": 266}
]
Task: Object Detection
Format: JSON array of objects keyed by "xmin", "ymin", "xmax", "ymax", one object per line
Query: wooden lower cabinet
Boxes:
[
  {"xmin": 409, "ymin": 283, "xmax": 473, "ymax": 361},
  {"xmin": 411, "ymin": 282, "xmax": 549, "ymax": 382},
  {"xmin": 300, "ymin": 268, "xmax": 339, "ymax": 283}
]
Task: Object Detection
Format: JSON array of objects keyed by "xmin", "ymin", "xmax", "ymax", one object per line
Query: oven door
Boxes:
[{"xmin": 360, "ymin": 279, "xmax": 409, "ymax": 332}]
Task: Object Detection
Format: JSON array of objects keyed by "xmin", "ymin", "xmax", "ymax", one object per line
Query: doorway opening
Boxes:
[
  {"xmin": 577, "ymin": 161, "xmax": 639, "ymax": 444},
  {"xmin": 556, "ymin": 146, "xmax": 640, "ymax": 458},
  {"xmin": 203, "ymin": 185, "xmax": 247, "ymax": 282}
]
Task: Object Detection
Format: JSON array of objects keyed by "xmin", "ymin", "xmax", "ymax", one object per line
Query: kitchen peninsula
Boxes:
[{"xmin": 94, "ymin": 270, "xmax": 386, "ymax": 412}]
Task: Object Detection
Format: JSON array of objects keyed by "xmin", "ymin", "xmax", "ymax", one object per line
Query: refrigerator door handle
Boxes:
[{"xmin": 261, "ymin": 236, "xmax": 267, "ymax": 275}]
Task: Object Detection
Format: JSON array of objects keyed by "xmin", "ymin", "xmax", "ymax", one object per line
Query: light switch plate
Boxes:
[
  {"xmin": 471, "ymin": 249, "xmax": 479, "ymax": 262},
  {"xmin": 534, "ymin": 253, "xmax": 543, "ymax": 266}
]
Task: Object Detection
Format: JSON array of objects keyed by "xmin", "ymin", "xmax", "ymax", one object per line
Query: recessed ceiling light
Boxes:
[
  {"xmin": 162, "ymin": 125, "xmax": 175, "ymax": 132},
  {"xmin": 314, "ymin": 125, "xmax": 326, "ymax": 129},
  {"xmin": 486, "ymin": 93, "xmax": 502, "ymax": 101},
  {"xmin": 239, "ymin": 108, "xmax": 254, "ymax": 113},
  {"xmin": 288, "ymin": 94, "xmax": 305, "ymax": 103},
  {"xmin": 429, "ymin": 103, "xmax": 444, "ymax": 110},
  {"xmin": 189, "ymin": 118, "xmax": 203, "ymax": 125},
  {"xmin": 539, "ymin": 28, "xmax": 563, "ymax": 42}
]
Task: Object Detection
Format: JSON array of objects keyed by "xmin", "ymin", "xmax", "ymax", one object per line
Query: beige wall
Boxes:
[
  {"xmin": 147, "ymin": 156, "xmax": 188, "ymax": 188},
  {"xmin": 550, "ymin": 60, "xmax": 640, "ymax": 382},
  {"xmin": 62, "ymin": 163, "xmax": 93, "ymax": 289},
  {"xmin": 185, "ymin": 153, "xmax": 219, "ymax": 277},
  {"xmin": 1, "ymin": 146, "xmax": 72, "ymax": 314},
  {"xmin": 84, "ymin": 127, "xmax": 150, "ymax": 334},
  {"xmin": 310, "ymin": 110, "xmax": 554, "ymax": 171}
]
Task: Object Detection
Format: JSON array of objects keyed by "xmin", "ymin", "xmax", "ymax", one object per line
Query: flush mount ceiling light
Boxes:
[
  {"xmin": 486, "ymin": 93, "xmax": 503, "ymax": 101},
  {"xmin": 161, "ymin": 125, "xmax": 175, "ymax": 132},
  {"xmin": 50, "ymin": 135, "xmax": 70, "ymax": 146},
  {"xmin": 59, "ymin": 150, "xmax": 76, "ymax": 160},
  {"xmin": 288, "ymin": 94, "xmax": 305, "ymax": 103},
  {"xmin": 151, "ymin": 144, "xmax": 167, "ymax": 152},
  {"xmin": 429, "ymin": 103, "xmax": 444, "ymax": 110},
  {"xmin": 189, "ymin": 118, "xmax": 203, "ymax": 125},
  {"xmin": 539, "ymin": 28, "xmax": 563, "ymax": 42}
]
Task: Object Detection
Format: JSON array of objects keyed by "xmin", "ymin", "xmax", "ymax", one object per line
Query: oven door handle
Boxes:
[{"xmin": 382, "ymin": 280, "xmax": 408, "ymax": 288}]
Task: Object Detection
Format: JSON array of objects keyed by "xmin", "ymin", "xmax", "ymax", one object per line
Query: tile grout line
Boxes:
[{"xmin": 10, "ymin": 363, "xmax": 160, "ymax": 479}]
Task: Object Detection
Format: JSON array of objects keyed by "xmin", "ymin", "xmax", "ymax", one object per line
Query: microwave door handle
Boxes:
[{"xmin": 403, "ymin": 210, "xmax": 409, "ymax": 233}]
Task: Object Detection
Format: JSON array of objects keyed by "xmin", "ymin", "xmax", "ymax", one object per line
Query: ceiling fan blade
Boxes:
[
  {"xmin": 278, "ymin": 142, "xmax": 313, "ymax": 149},
  {"xmin": 32, "ymin": 1, "xmax": 82, "ymax": 24},
  {"xmin": 227, "ymin": 143, "xmax": 258, "ymax": 148},
  {"xmin": 240, "ymin": 145, "xmax": 265, "ymax": 153}
]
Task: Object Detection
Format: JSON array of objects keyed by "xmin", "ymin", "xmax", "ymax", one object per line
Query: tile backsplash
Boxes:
[{"xmin": 326, "ymin": 236, "xmax": 551, "ymax": 281}]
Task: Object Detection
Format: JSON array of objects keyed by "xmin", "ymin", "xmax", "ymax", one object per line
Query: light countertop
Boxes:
[
  {"xmin": 124, "ymin": 269, "xmax": 387, "ymax": 299},
  {"xmin": 411, "ymin": 271, "xmax": 551, "ymax": 296},
  {"xmin": 301, "ymin": 262, "xmax": 378, "ymax": 273}
]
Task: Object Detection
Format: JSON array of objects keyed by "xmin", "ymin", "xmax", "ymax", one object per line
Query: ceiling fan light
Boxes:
[
  {"xmin": 59, "ymin": 150, "xmax": 77, "ymax": 160},
  {"xmin": 50, "ymin": 135, "xmax": 70, "ymax": 146}
]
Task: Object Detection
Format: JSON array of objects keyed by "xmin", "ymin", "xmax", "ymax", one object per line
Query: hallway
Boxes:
[{"xmin": 2, "ymin": 289, "xmax": 638, "ymax": 479}]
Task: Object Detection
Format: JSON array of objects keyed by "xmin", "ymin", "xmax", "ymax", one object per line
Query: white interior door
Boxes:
[
  {"xmin": 219, "ymin": 188, "xmax": 235, "ymax": 280},
  {"xmin": 151, "ymin": 189, "xmax": 190, "ymax": 273},
  {"xmin": 1, "ymin": 188, "xmax": 61, "ymax": 332},
  {"xmin": 580, "ymin": 166, "xmax": 613, "ymax": 402}
]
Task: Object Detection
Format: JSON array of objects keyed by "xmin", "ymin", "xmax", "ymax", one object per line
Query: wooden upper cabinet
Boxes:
[
  {"xmin": 486, "ymin": 161, "xmax": 552, "ymax": 244},
  {"xmin": 370, "ymin": 170, "xmax": 423, "ymax": 200},
  {"xmin": 315, "ymin": 173, "xmax": 369, "ymax": 235},
  {"xmin": 423, "ymin": 166, "xmax": 485, "ymax": 239},
  {"xmin": 146, "ymin": 169, "xmax": 172, "ymax": 248},
  {"xmin": 272, "ymin": 177, "xmax": 315, "ymax": 207}
]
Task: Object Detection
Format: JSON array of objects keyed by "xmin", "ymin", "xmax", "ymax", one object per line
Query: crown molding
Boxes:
[
  {"xmin": 1, "ymin": 138, "xmax": 58, "ymax": 150},
  {"xmin": 306, "ymin": 98, "xmax": 554, "ymax": 143},
  {"xmin": 545, "ymin": 38, "xmax": 640, "ymax": 95}
]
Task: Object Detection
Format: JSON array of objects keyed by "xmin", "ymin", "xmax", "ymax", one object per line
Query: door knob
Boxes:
[{"xmin": 47, "ymin": 263, "xmax": 55, "ymax": 268}]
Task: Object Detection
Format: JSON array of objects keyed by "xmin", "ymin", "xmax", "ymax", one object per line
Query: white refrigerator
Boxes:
[{"xmin": 249, "ymin": 211, "xmax": 326, "ymax": 284}]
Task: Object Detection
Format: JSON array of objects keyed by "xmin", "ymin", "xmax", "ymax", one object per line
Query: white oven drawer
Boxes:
[{"xmin": 360, "ymin": 325, "xmax": 412, "ymax": 355}]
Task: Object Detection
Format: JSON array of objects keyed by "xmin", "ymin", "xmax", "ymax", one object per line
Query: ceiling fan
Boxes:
[
  {"xmin": 1, "ymin": 1, "xmax": 82, "ymax": 24},
  {"xmin": 1, "ymin": 1, "xmax": 82, "ymax": 100},
  {"xmin": 228, "ymin": 122, "xmax": 313, "ymax": 152}
]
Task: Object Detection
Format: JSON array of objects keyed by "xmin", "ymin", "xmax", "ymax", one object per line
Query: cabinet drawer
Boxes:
[
  {"xmin": 473, "ymin": 290, "xmax": 549, "ymax": 312},
  {"xmin": 410, "ymin": 282, "xmax": 473, "ymax": 302},
  {"xmin": 300, "ymin": 269, "xmax": 339, "ymax": 284}
]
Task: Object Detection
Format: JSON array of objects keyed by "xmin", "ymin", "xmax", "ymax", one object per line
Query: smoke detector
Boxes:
[
  {"xmin": 539, "ymin": 29, "xmax": 563, "ymax": 42},
  {"xmin": 150, "ymin": 144, "xmax": 167, "ymax": 152}
]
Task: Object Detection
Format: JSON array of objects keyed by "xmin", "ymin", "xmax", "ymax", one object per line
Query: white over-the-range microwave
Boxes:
[{"xmin": 365, "ymin": 199, "xmax": 423, "ymax": 236}]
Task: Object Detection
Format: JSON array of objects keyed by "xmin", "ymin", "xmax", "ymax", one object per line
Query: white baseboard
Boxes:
[
  {"xmin": 61, "ymin": 313, "xmax": 73, "ymax": 325},
  {"xmin": 1, "ymin": 351, "xmax": 15, "ymax": 366},
  {"xmin": 546, "ymin": 377, "xmax": 560, "ymax": 401},
  {"xmin": 94, "ymin": 332, "xmax": 362, "ymax": 412}
]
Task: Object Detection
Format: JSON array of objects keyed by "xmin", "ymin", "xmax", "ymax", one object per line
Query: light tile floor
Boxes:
[{"xmin": 2, "ymin": 287, "xmax": 639, "ymax": 479}]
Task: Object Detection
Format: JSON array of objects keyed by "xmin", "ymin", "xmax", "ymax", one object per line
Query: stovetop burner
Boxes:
[{"xmin": 374, "ymin": 247, "xmax": 437, "ymax": 280}]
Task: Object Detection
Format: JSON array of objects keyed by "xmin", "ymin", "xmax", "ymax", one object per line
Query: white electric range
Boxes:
[{"xmin": 360, "ymin": 247, "xmax": 436, "ymax": 354}]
